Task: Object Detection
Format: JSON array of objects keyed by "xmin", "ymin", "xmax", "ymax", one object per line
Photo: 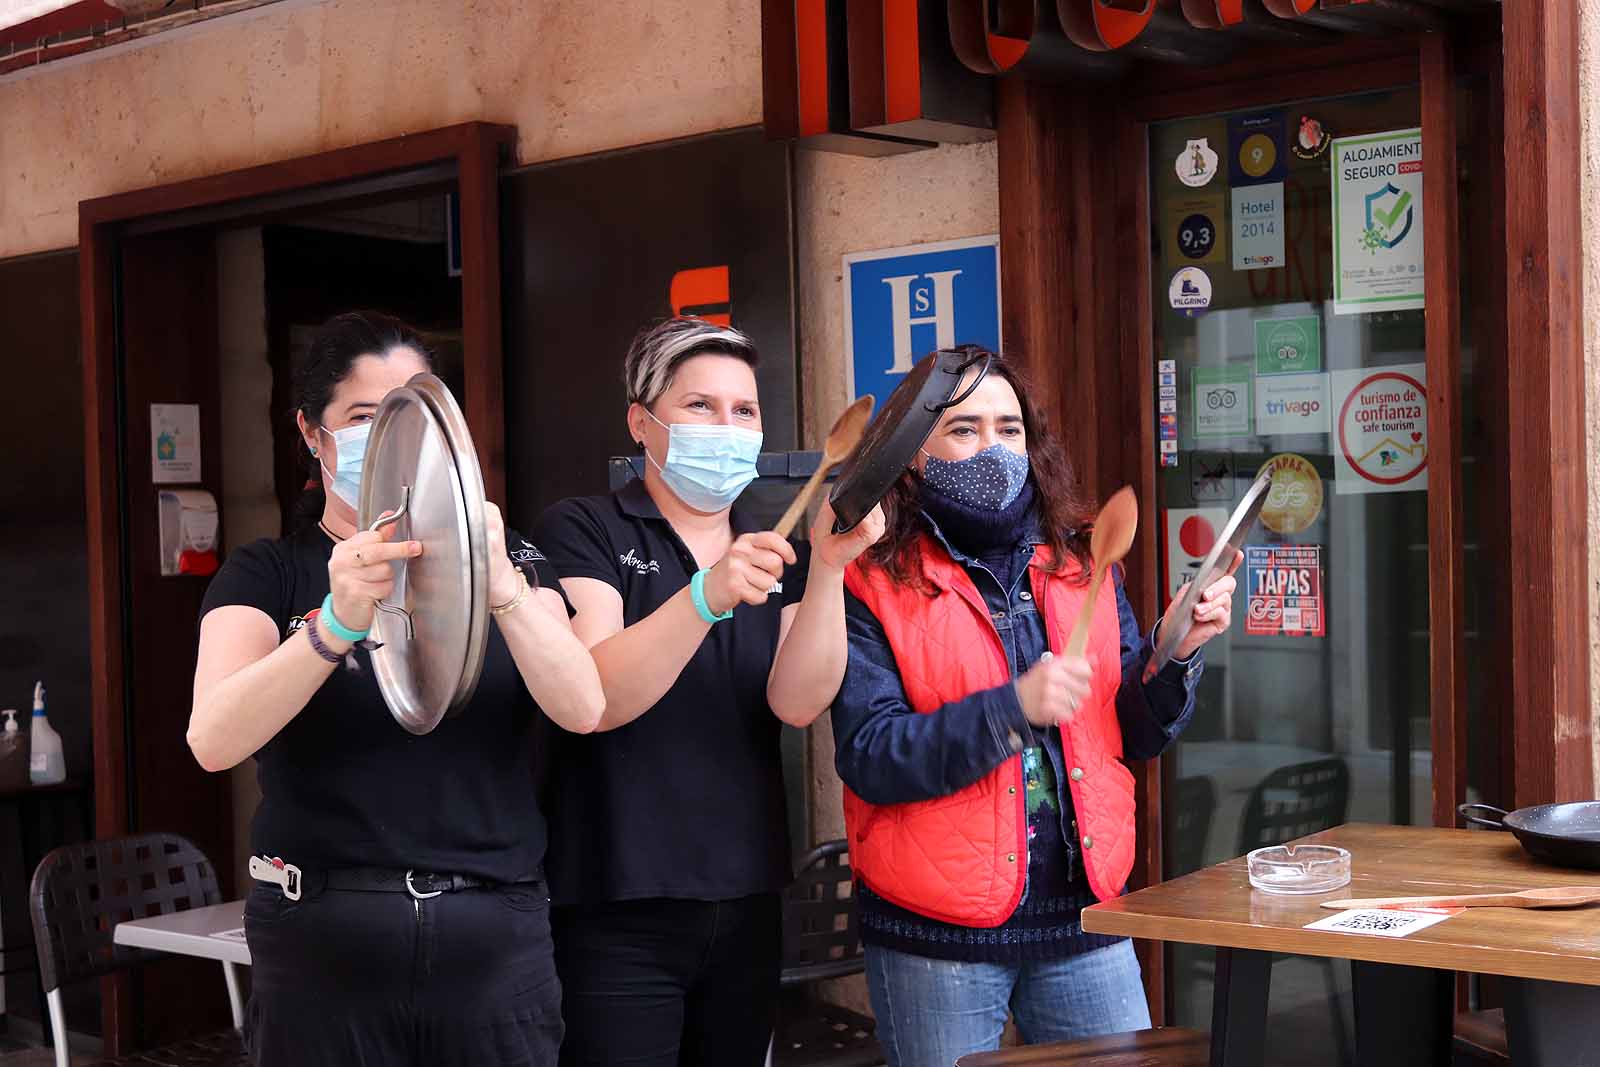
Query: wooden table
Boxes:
[
  {"xmin": 1082, "ymin": 823, "xmax": 1600, "ymax": 1067},
  {"xmin": 114, "ymin": 901, "xmax": 249, "ymax": 1030}
]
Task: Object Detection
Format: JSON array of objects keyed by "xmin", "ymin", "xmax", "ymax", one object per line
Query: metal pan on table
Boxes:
[
  {"xmin": 1142, "ymin": 466, "xmax": 1272, "ymax": 682},
  {"xmin": 826, "ymin": 348, "xmax": 993, "ymax": 534},
  {"xmin": 1460, "ymin": 802, "xmax": 1600, "ymax": 871},
  {"xmin": 357, "ymin": 373, "xmax": 491, "ymax": 735}
]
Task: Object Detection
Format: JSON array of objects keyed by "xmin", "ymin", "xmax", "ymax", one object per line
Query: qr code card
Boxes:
[{"xmin": 1303, "ymin": 908, "xmax": 1460, "ymax": 939}]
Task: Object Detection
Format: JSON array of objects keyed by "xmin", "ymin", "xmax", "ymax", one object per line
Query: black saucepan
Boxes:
[
  {"xmin": 827, "ymin": 347, "xmax": 993, "ymax": 533},
  {"xmin": 1459, "ymin": 802, "xmax": 1600, "ymax": 871}
]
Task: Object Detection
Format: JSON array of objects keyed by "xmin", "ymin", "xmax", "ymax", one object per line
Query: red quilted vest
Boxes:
[{"xmin": 842, "ymin": 536, "xmax": 1137, "ymax": 926}]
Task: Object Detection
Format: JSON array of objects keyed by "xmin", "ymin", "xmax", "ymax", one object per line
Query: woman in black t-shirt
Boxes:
[
  {"xmin": 190, "ymin": 312, "xmax": 603, "ymax": 1067},
  {"xmin": 533, "ymin": 317, "xmax": 885, "ymax": 1067}
]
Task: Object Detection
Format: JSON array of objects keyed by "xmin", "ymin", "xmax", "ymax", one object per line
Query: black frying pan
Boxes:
[
  {"xmin": 1460, "ymin": 802, "xmax": 1600, "ymax": 870},
  {"xmin": 827, "ymin": 348, "xmax": 993, "ymax": 533}
]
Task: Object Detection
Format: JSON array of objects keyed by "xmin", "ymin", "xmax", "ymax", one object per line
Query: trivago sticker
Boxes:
[
  {"xmin": 1169, "ymin": 267, "xmax": 1213, "ymax": 315},
  {"xmin": 1257, "ymin": 453, "xmax": 1324, "ymax": 534},
  {"xmin": 1331, "ymin": 363, "xmax": 1427, "ymax": 494},
  {"xmin": 1255, "ymin": 373, "xmax": 1330, "ymax": 436}
]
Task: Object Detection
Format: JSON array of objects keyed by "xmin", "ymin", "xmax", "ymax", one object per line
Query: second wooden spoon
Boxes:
[
  {"xmin": 1064, "ymin": 487, "xmax": 1138, "ymax": 658},
  {"xmin": 773, "ymin": 394, "xmax": 875, "ymax": 538},
  {"xmin": 1319, "ymin": 886, "xmax": 1600, "ymax": 910}
]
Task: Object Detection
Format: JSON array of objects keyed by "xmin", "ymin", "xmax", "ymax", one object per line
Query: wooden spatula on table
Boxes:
[
  {"xmin": 1063, "ymin": 487, "xmax": 1138, "ymax": 657},
  {"xmin": 773, "ymin": 394, "xmax": 875, "ymax": 538},
  {"xmin": 1320, "ymin": 886, "xmax": 1600, "ymax": 910}
]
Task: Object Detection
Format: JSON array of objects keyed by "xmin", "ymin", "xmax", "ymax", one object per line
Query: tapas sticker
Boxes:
[
  {"xmin": 1257, "ymin": 453, "xmax": 1324, "ymax": 534},
  {"xmin": 1169, "ymin": 267, "xmax": 1213, "ymax": 316},
  {"xmin": 1245, "ymin": 544, "xmax": 1325, "ymax": 638},
  {"xmin": 1331, "ymin": 363, "xmax": 1428, "ymax": 495},
  {"xmin": 1176, "ymin": 138, "xmax": 1221, "ymax": 188}
]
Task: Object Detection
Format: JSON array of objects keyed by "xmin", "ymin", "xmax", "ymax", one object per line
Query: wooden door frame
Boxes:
[
  {"xmin": 997, "ymin": 11, "xmax": 1586, "ymax": 1019},
  {"xmin": 78, "ymin": 121, "xmax": 513, "ymax": 1050}
]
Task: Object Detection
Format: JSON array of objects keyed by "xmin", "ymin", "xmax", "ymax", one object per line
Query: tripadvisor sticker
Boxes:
[{"xmin": 1257, "ymin": 453, "xmax": 1324, "ymax": 534}]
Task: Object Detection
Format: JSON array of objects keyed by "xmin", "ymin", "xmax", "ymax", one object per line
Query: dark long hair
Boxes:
[
  {"xmin": 863, "ymin": 345, "xmax": 1095, "ymax": 589},
  {"xmin": 290, "ymin": 310, "xmax": 432, "ymax": 527}
]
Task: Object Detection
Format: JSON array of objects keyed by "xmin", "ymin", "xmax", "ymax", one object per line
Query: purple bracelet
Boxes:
[{"xmin": 304, "ymin": 617, "xmax": 344, "ymax": 665}]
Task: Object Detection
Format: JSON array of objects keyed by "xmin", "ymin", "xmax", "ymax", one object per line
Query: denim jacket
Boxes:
[{"xmin": 832, "ymin": 518, "xmax": 1203, "ymax": 880}]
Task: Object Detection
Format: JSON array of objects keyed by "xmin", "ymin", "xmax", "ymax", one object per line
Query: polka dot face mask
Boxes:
[{"xmin": 921, "ymin": 443, "xmax": 1031, "ymax": 510}]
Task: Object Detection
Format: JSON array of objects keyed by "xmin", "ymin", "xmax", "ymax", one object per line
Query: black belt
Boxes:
[{"xmin": 321, "ymin": 868, "xmax": 495, "ymax": 897}]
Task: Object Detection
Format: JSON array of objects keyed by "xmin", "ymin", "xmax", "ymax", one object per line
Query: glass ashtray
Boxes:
[{"xmin": 1247, "ymin": 844, "xmax": 1352, "ymax": 895}]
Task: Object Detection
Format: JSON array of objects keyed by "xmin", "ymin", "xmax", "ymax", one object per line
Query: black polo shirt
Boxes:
[{"xmin": 532, "ymin": 478, "xmax": 809, "ymax": 905}]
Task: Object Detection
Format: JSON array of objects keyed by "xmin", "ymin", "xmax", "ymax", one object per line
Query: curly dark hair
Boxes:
[{"xmin": 862, "ymin": 345, "xmax": 1096, "ymax": 590}]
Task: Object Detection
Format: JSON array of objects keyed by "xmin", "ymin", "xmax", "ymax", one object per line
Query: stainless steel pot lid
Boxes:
[
  {"xmin": 1142, "ymin": 466, "xmax": 1272, "ymax": 682},
  {"xmin": 357, "ymin": 372, "xmax": 489, "ymax": 735}
]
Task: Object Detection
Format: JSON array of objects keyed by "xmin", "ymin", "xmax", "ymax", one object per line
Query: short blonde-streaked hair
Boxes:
[{"xmin": 623, "ymin": 318, "xmax": 760, "ymax": 409}]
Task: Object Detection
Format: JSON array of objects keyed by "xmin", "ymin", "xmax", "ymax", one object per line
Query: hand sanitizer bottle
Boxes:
[{"xmin": 29, "ymin": 683, "xmax": 65, "ymax": 786}]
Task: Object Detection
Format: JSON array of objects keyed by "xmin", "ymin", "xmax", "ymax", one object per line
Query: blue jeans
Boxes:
[{"xmin": 865, "ymin": 939, "xmax": 1152, "ymax": 1067}]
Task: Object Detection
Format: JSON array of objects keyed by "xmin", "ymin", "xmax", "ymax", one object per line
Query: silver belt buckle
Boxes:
[
  {"xmin": 405, "ymin": 869, "xmax": 443, "ymax": 900},
  {"xmin": 248, "ymin": 855, "xmax": 302, "ymax": 901}
]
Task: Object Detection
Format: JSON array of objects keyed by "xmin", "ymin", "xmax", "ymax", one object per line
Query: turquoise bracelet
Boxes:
[
  {"xmin": 318, "ymin": 593, "xmax": 370, "ymax": 642},
  {"xmin": 689, "ymin": 568, "xmax": 733, "ymax": 624}
]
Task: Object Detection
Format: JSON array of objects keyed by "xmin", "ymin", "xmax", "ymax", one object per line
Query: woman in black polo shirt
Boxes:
[
  {"xmin": 189, "ymin": 311, "xmax": 604, "ymax": 1066},
  {"xmin": 534, "ymin": 317, "xmax": 884, "ymax": 1067}
]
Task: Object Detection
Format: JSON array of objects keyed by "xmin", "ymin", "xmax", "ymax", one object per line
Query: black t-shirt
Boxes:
[
  {"xmin": 533, "ymin": 478, "xmax": 809, "ymax": 905},
  {"xmin": 199, "ymin": 524, "xmax": 563, "ymax": 884}
]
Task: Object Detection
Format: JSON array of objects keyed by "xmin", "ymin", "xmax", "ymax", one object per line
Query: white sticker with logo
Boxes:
[
  {"xmin": 1169, "ymin": 268, "xmax": 1212, "ymax": 315},
  {"xmin": 1255, "ymin": 373, "xmax": 1331, "ymax": 435},
  {"xmin": 1176, "ymin": 138, "xmax": 1220, "ymax": 188}
]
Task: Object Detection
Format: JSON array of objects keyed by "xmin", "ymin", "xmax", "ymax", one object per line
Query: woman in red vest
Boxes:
[{"xmin": 832, "ymin": 346, "xmax": 1238, "ymax": 1067}]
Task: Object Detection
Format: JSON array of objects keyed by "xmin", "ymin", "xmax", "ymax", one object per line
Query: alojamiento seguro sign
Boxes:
[{"xmin": 1331, "ymin": 128, "xmax": 1424, "ymax": 316}]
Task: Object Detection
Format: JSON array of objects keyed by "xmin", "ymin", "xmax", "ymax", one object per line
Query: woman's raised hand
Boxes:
[
  {"xmin": 703, "ymin": 533, "xmax": 797, "ymax": 616},
  {"xmin": 327, "ymin": 520, "xmax": 421, "ymax": 633}
]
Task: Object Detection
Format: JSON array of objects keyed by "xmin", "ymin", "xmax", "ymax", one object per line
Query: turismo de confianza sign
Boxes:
[
  {"xmin": 1331, "ymin": 128, "xmax": 1424, "ymax": 316},
  {"xmin": 843, "ymin": 236, "xmax": 1001, "ymax": 401}
]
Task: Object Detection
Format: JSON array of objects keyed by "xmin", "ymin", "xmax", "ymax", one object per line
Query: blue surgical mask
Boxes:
[
  {"xmin": 318, "ymin": 422, "xmax": 371, "ymax": 508},
  {"xmin": 644, "ymin": 410, "xmax": 763, "ymax": 513},
  {"xmin": 921, "ymin": 443, "xmax": 1030, "ymax": 511}
]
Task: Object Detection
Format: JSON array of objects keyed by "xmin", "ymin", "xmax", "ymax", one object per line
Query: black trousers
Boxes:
[
  {"xmin": 552, "ymin": 893, "xmax": 782, "ymax": 1067},
  {"xmin": 244, "ymin": 880, "xmax": 563, "ymax": 1066}
]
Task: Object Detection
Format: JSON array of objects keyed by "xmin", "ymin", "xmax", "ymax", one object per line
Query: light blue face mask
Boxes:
[
  {"xmin": 317, "ymin": 422, "xmax": 371, "ymax": 508},
  {"xmin": 644, "ymin": 409, "xmax": 763, "ymax": 513}
]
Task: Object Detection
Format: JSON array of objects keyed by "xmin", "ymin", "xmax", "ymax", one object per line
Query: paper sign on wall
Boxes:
[
  {"xmin": 1192, "ymin": 367, "xmax": 1251, "ymax": 438},
  {"xmin": 1331, "ymin": 363, "xmax": 1428, "ymax": 495},
  {"xmin": 1331, "ymin": 128, "xmax": 1425, "ymax": 315},
  {"xmin": 151, "ymin": 403, "xmax": 201, "ymax": 484},
  {"xmin": 1165, "ymin": 507, "xmax": 1230, "ymax": 602},
  {"xmin": 1245, "ymin": 544, "xmax": 1325, "ymax": 637}
]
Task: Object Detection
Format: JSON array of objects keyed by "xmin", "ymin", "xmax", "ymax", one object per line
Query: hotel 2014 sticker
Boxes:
[{"xmin": 1331, "ymin": 363, "xmax": 1427, "ymax": 495}]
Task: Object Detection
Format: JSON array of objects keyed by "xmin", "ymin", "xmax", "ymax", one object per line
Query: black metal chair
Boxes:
[
  {"xmin": 770, "ymin": 840, "xmax": 884, "ymax": 1067},
  {"xmin": 1238, "ymin": 758, "xmax": 1353, "ymax": 1067},
  {"xmin": 29, "ymin": 833, "xmax": 247, "ymax": 1067}
]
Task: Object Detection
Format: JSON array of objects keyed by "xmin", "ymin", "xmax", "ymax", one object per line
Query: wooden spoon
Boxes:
[
  {"xmin": 773, "ymin": 394, "xmax": 875, "ymax": 538},
  {"xmin": 1319, "ymin": 886, "xmax": 1600, "ymax": 911},
  {"xmin": 1064, "ymin": 487, "xmax": 1138, "ymax": 657}
]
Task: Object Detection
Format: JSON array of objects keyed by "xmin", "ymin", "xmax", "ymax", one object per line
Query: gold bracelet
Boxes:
[{"xmin": 490, "ymin": 571, "xmax": 531, "ymax": 617}]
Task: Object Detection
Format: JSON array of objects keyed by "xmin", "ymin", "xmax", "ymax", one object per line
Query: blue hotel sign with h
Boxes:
[{"xmin": 843, "ymin": 236, "xmax": 1002, "ymax": 401}]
